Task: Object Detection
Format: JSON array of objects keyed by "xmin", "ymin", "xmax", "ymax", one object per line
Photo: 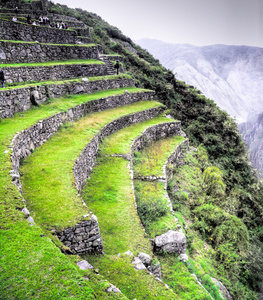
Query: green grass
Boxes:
[
  {"xmin": 134, "ymin": 180, "xmax": 177, "ymax": 238},
  {"xmin": 0, "ymin": 59, "xmax": 104, "ymax": 68},
  {"xmin": 0, "ymin": 221, "xmax": 97, "ymax": 300},
  {"xmin": 20, "ymin": 100, "xmax": 162, "ymax": 230},
  {"xmin": 85, "ymin": 254, "xmax": 180, "ymax": 299},
  {"xmin": 99, "ymin": 115, "xmax": 173, "ymax": 156},
  {"xmin": 133, "ymin": 136, "xmax": 185, "ymax": 177},
  {"xmin": 1, "ymin": 88, "xmax": 156, "ymax": 300},
  {"xmin": 0, "ymin": 87, "xmax": 153, "ymax": 230},
  {"xmin": 82, "ymin": 156, "xmax": 152, "ymax": 255},
  {"xmin": 158, "ymin": 255, "xmax": 214, "ymax": 300},
  {"xmin": 1, "ymin": 74, "xmax": 132, "ymax": 90}
]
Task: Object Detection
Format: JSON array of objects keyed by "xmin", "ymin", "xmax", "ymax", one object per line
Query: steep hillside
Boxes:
[{"xmin": 0, "ymin": 1, "xmax": 263, "ymax": 299}]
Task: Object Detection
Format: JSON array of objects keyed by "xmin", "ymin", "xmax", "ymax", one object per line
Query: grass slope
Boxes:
[
  {"xmin": 0, "ymin": 89, "xmax": 153, "ymax": 299},
  {"xmin": 0, "ymin": 59, "xmax": 104, "ymax": 68},
  {"xmin": 20, "ymin": 100, "xmax": 162, "ymax": 230},
  {"xmin": 133, "ymin": 136, "xmax": 185, "ymax": 177}
]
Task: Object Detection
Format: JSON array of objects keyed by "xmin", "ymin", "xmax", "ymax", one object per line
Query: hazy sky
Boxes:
[{"xmin": 54, "ymin": 0, "xmax": 263, "ymax": 47}]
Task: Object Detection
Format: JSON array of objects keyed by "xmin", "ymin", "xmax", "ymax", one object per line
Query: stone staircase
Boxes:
[
  {"xmin": 99, "ymin": 54, "xmax": 118, "ymax": 75},
  {"xmin": 0, "ymin": 3, "xmax": 214, "ymax": 300}
]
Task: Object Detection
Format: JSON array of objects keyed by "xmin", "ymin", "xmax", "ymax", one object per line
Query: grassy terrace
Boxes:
[
  {"xmin": 80, "ymin": 116, "xmax": 183, "ymax": 299},
  {"xmin": 132, "ymin": 136, "xmax": 185, "ymax": 238},
  {"xmin": 86, "ymin": 254, "xmax": 180, "ymax": 300},
  {"xmin": 133, "ymin": 135, "xmax": 185, "ymax": 178},
  {"xmin": 20, "ymin": 100, "xmax": 162, "ymax": 230},
  {"xmin": 0, "ymin": 87, "xmax": 150, "ymax": 221},
  {"xmin": 81, "ymin": 117, "xmax": 210, "ymax": 299},
  {"xmin": 81, "ymin": 116, "xmax": 175, "ymax": 254},
  {"xmin": 1, "ymin": 90, "xmax": 150, "ymax": 299},
  {"xmin": 130, "ymin": 137, "xmax": 218, "ymax": 299},
  {"xmin": 0, "ymin": 59, "xmax": 104, "ymax": 68},
  {"xmin": 1, "ymin": 74, "xmax": 131, "ymax": 89}
]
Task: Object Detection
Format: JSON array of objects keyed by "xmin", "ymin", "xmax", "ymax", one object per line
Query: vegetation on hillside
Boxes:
[
  {"xmin": 46, "ymin": 2, "xmax": 263, "ymax": 298},
  {"xmin": 1, "ymin": 0, "xmax": 262, "ymax": 298}
]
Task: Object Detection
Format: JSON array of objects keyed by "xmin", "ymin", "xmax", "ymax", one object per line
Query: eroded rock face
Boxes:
[{"xmin": 153, "ymin": 230, "xmax": 187, "ymax": 254}]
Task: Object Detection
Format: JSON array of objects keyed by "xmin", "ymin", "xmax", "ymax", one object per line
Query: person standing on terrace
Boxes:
[{"xmin": 0, "ymin": 68, "xmax": 5, "ymax": 88}]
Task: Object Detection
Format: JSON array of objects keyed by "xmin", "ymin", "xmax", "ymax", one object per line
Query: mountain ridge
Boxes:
[{"xmin": 136, "ymin": 38, "xmax": 263, "ymax": 123}]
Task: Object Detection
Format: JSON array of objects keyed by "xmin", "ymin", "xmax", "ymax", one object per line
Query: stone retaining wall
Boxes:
[
  {"xmin": 0, "ymin": 19, "xmax": 77, "ymax": 44},
  {"xmin": 130, "ymin": 122, "xmax": 185, "ymax": 162},
  {"xmin": 76, "ymin": 36, "xmax": 91, "ymax": 44},
  {"xmin": 10, "ymin": 90, "xmax": 154, "ymax": 191},
  {"xmin": 0, "ymin": 40, "xmax": 101, "ymax": 64},
  {"xmin": 3, "ymin": 63, "xmax": 108, "ymax": 84},
  {"xmin": 165, "ymin": 139, "xmax": 189, "ymax": 181},
  {"xmin": 0, "ymin": 77, "xmax": 135, "ymax": 118},
  {"xmin": 57, "ymin": 216, "xmax": 103, "ymax": 254},
  {"xmin": 74, "ymin": 28, "xmax": 90, "ymax": 37},
  {"xmin": 73, "ymin": 106, "xmax": 164, "ymax": 191},
  {"xmin": 10, "ymin": 90, "xmax": 154, "ymax": 253}
]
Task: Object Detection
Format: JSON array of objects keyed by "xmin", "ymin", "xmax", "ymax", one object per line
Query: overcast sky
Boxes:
[{"xmin": 54, "ymin": 0, "xmax": 263, "ymax": 48}]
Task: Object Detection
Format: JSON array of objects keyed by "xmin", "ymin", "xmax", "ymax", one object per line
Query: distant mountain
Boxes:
[
  {"xmin": 239, "ymin": 113, "xmax": 263, "ymax": 177},
  {"xmin": 136, "ymin": 39, "xmax": 263, "ymax": 124},
  {"xmin": 137, "ymin": 38, "xmax": 263, "ymax": 175}
]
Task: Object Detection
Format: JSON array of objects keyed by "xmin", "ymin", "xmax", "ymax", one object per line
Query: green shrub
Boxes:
[{"xmin": 137, "ymin": 196, "xmax": 168, "ymax": 227}]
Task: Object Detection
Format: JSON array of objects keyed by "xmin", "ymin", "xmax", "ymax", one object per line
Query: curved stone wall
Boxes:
[
  {"xmin": 0, "ymin": 19, "xmax": 77, "ymax": 44},
  {"xmin": 73, "ymin": 106, "xmax": 164, "ymax": 191},
  {"xmin": 10, "ymin": 91, "xmax": 154, "ymax": 254},
  {"xmin": 0, "ymin": 40, "xmax": 101, "ymax": 64},
  {"xmin": 0, "ymin": 77, "xmax": 135, "ymax": 118}
]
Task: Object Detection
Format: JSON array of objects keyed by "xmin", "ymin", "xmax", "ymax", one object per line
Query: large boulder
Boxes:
[{"xmin": 153, "ymin": 230, "xmax": 187, "ymax": 254}]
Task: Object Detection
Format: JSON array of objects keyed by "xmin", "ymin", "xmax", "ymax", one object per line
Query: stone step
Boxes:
[
  {"xmin": 0, "ymin": 40, "xmax": 101, "ymax": 64},
  {"xmin": 0, "ymin": 75, "xmax": 137, "ymax": 118},
  {"xmin": 100, "ymin": 55, "xmax": 122, "ymax": 76},
  {"xmin": 2, "ymin": 59, "xmax": 108, "ymax": 84}
]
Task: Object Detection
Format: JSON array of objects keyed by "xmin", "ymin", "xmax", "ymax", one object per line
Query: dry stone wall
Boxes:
[
  {"xmin": 0, "ymin": 20, "xmax": 77, "ymax": 44},
  {"xmin": 3, "ymin": 63, "xmax": 108, "ymax": 84},
  {"xmin": 0, "ymin": 40, "xmax": 101, "ymax": 64},
  {"xmin": 165, "ymin": 139, "xmax": 189, "ymax": 181},
  {"xmin": 130, "ymin": 122, "xmax": 185, "ymax": 162},
  {"xmin": 57, "ymin": 216, "xmax": 103, "ymax": 254},
  {"xmin": 0, "ymin": 77, "xmax": 135, "ymax": 118}
]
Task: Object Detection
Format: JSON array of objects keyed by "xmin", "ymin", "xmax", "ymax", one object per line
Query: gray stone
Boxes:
[
  {"xmin": 148, "ymin": 262, "xmax": 162, "ymax": 280},
  {"xmin": 21, "ymin": 207, "xmax": 30, "ymax": 218},
  {"xmin": 77, "ymin": 260, "xmax": 94, "ymax": 270},
  {"xmin": 179, "ymin": 253, "xmax": 188, "ymax": 262},
  {"xmin": 106, "ymin": 284, "xmax": 121, "ymax": 293},
  {"xmin": 123, "ymin": 250, "xmax": 134, "ymax": 256},
  {"xmin": 138, "ymin": 252, "xmax": 151, "ymax": 266},
  {"xmin": 132, "ymin": 257, "xmax": 146, "ymax": 271},
  {"xmin": 27, "ymin": 216, "xmax": 35, "ymax": 224},
  {"xmin": 153, "ymin": 230, "xmax": 187, "ymax": 254}
]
